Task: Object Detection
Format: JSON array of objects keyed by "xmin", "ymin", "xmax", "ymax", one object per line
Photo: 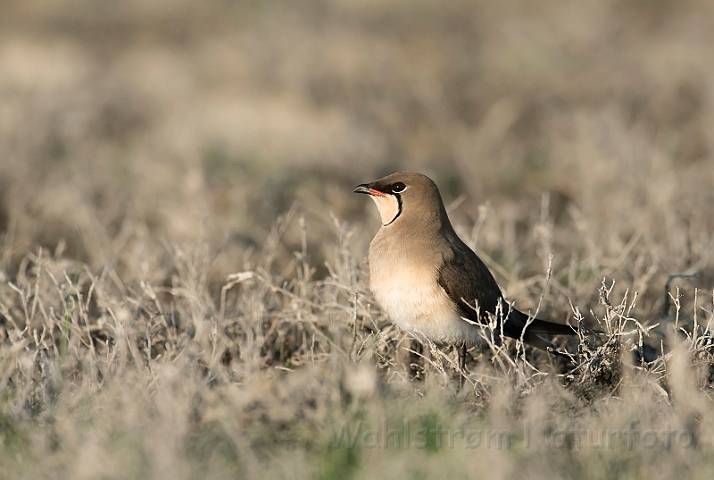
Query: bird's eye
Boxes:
[{"xmin": 391, "ymin": 182, "xmax": 407, "ymax": 193}]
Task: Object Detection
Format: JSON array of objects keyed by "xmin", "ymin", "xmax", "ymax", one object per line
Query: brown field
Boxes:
[{"xmin": 2, "ymin": 1, "xmax": 714, "ymax": 478}]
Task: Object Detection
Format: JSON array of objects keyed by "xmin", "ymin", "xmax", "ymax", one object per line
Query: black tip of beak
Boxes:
[{"xmin": 353, "ymin": 184, "xmax": 372, "ymax": 195}]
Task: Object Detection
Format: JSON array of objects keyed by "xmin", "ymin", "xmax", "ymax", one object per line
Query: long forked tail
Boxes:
[
  {"xmin": 504, "ymin": 309, "xmax": 579, "ymax": 354},
  {"xmin": 525, "ymin": 318, "xmax": 578, "ymax": 335}
]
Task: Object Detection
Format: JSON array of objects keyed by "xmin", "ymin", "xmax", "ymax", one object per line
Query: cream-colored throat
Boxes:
[{"xmin": 370, "ymin": 195, "xmax": 400, "ymax": 225}]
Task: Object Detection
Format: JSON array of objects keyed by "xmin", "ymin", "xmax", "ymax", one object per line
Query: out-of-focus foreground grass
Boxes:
[{"xmin": 1, "ymin": 1, "xmax": 714, "ymax": 478}]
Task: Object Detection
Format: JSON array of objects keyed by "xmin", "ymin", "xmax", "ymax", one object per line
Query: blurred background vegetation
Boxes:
[
  {"xmin": 2, "ymin": 0, "xmax": 713, "ymax": 293},
  {"xmin": 2, "ymin": 1, "xmax": 714, "ymax": 478}
]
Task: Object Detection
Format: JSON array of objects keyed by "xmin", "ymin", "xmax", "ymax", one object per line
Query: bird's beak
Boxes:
[{"xmin": 353, "ymin": 184, "xmax": 385, "ymax": 196}]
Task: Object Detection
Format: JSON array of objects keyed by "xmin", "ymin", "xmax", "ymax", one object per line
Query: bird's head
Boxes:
[{"xmin": 353, "ymin": 172, "xmax": 447, "ymax": 227}]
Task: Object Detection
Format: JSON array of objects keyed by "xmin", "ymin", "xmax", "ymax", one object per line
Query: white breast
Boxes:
[{"xmin": 368, "ymin": 234, "xmax": 483, "ymax": 346}]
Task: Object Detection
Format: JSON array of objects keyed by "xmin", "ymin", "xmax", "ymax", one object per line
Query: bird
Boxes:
[{"xmin": 353, "ymin": 171, "xmax": 577, "ymax": 372}]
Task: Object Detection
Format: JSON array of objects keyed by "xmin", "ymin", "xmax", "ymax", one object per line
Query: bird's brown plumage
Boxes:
[{"xmin": 354, "ymin": 171, "xmax": 576, "ymax": 351}]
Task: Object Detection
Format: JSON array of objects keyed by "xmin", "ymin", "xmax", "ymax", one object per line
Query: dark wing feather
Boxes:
[
  {"xmin": 436, "ymin": 236, "xmax": 503, "ymax": 324},
  {"xmin": 437, "ymin": 233, "xmax": 577, "ymax": 344}
]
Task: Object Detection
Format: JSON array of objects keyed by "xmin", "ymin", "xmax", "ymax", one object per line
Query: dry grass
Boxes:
[{"xmin": 2, "ymin": 0, "xmax": 714, "ymax": 478}]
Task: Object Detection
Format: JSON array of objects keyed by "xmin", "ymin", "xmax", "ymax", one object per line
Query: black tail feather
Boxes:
[
  {"xmin": 525, "ymin": 318, "xmax": 578, "ymax": 335},
  {"xmin": 500, "ymin": 309, "xmax": 578, "ymax": 356}
]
